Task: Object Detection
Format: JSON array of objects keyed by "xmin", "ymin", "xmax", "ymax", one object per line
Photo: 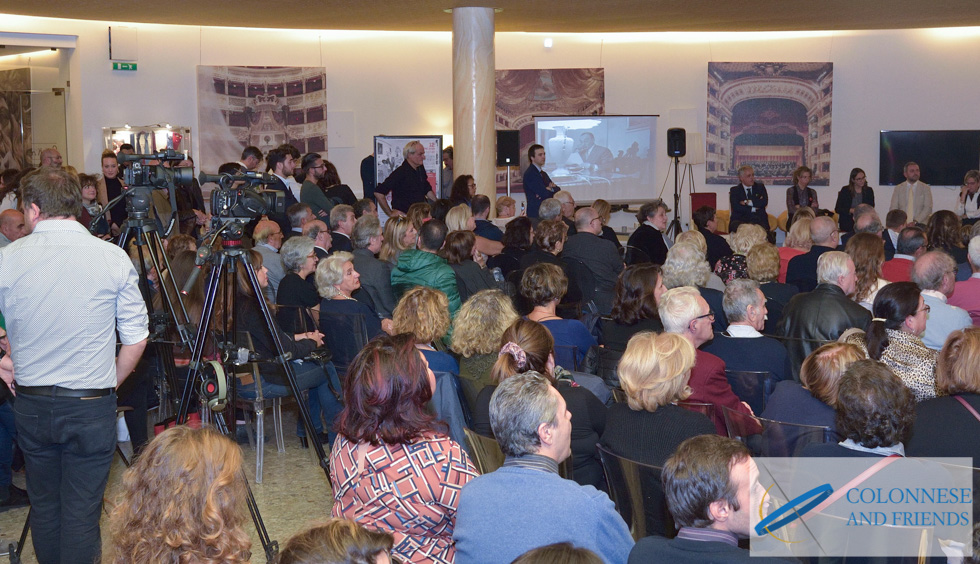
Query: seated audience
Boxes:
[
  {"xmin": 350, "ymin": 215, "xmax": 397, "ymax": 318},
  {"xmin": 450, "ymin": 289, "xmax": 520, "ymax": 411},
  {"xmin": 252, "ymin": 219, "xmax": 286, "ymax": 301},
  {"xmin": 286, "ymin": 202, "xmax": 314, "ymax": 240},
  {"xmin": 104, "ymin": 427, "xmax": 250, "ymax": 563},
  {"xmin": 446, "ymin": 203, "xmax": 503, "ymax": 257},
  {"xmin": 626, "ymin": 200, "xmax": 670, "ymax": 265},
  {"xmin": 304, "ymin": 219, "xmax": 332, "ymax": 259},
  {"xmin": 353, "ymin": 197, "xmax": 377, "ymax": 218},
  {"xmin": 330, "ymin": 334, "xmax": 477, "ymax": 564},
  {"xmin": 378, "ymin": 216, "xmax": 417, "ymax": 267},
  {"xmin": 778, "ymin": 214, "xmax": 811, "ymax": 283},
  {"xmin": 495, "ymin": 196, "xmax": 516, "ymax": 219},
  {"xmin": 591, "ymin": 198, "xmax": 623, "ymax": 250},
  {"xmin": 599, "ymin": 264, "xmax": 666, "ymax": 351},
  {"xmin": 392, "ymin": 286, "xmax": 457, "ymax": 375},
  {"xmin": 278, "ymin": 519, "xmax": 393, "ymax": 564},
  {"xmin": 329, "ymin": 204, "xmax": 356, "ymax": 253},
  {"xmin": 912, "ymin": 250, "xmax": 972, "ymax": 350},
  {"xmin": 949, "ymin": 237, "xmax": 980, "ymax": 325},
  {"xmin": 702, "ymin": 279, "xmax": 792, "ymax": 383},
  {"xmin": 164, "ymin": 232, "xmax": 196, "ymax": 261},
  {"xmin": 430, "ymin": 199, "xmax": 453, "ymax": 224},
  {"xmin": 564, "ymin": 207, "xmax": 624, "ymax": 314},
  {"xmin": 442, "ymin": 230, "xmax": 502, "ymax": 304},
  {"xmin": 601, "ymin": 332, "xmax": 715, "ymax": 466},
  {"xmin": 786, "ymin": 215, "xmax": 839, "ymax": 292},
  {"xmin": 674, "ymin": 230, "xmax": 726, "ymax": 291},
  {"xmin": 448, "ymin": 174, "xmax": 475, "ymax": 207},
  {"xmin": 471, "ymin": 194, "xmax": 503, "ymax": 241},
  {"xmin": 629, "ymin": 435, "xmax": 783, "ymax": 563},
  {"xmin": 537, "ymin": 197, "xmax": 563, "ymax": 223},
  {"xmin": 471, "ymin": 319, "xmax": 607, "ymax": 489},
  {"xmin": 745, "ymin": 242, "xmax": 797, "ymax": 335},
  {"xmin": 554, "ymin": 191, "xmax": 578, "ymax": 235},
  {"xmin": 777, "ymin": 251, "xmax": 871, "ymax": 379},
  {"xmin": 391, "ymin": 219, "xmax": 462, "ymax": 317},
  {"xmin": 454, "ymin": 372, "xmax": 632, "ymax": 564},
  {"xmin": 715, "ymin": 223, "xmax": 766, "ymax": 285},
  {"xmin": 660, "ymin": 286, "xmax": 753, "ymax": 434},
  {"xmin": 845, "ymin": 231, "xmax": 889, "ymax": 310},
  {"xmin": 908, "ymin": 327, "xmax": 980, "ymax": 466},
  {"xmin": 407, "ymin": 202, "xmax": 432, "ymax": 232},
  {"xmin": 518, "ymin": 219, "xmax": 583, "ymax": 306},
  {"xmin": 834, "ymin": 167, "xmax": 875, "ymax": 234},
  {"xmin": 299, "ymin": 152, "xmax": 334, "ymax": 222},
  {"xmin": 839, "ymin": 203, "xmax": 883, "ymax": 249},
  {"xmin": 692, "ymin": 205, "xmax": 733, "ymax": 270},
  {"xmin": 926, "ymin": 209, "xmax": 968, "ymax": 266},
  {"xmin": 662, "ymin": 242, "xmax": 728, "ymax": 332},
  {"xmin": 487, "ymin": 216, "xmax": 533, "ymax": 277},
  {"xmin": 319, "ymin": 160, "xmax": 358, "ymax": 207},
  {"xmin": 883, "ymin": 209, "xmax": 909, "ymax": 261},
  {"xmin": 276, "ymin": 236, "xmax": 320, "ymax": 333},
  {"xmin": 522, "ymin": 263, "xmax": 597, "ymax": 370},
  {"xmin": 761, "ymin": 342, "xmax": 863, "ymax": 430},
  {"xmin": 882, "ymin": 225, "xmax": 926, "ymax": 282}
]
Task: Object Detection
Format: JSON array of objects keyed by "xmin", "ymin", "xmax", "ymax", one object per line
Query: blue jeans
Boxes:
[
  {"xmin": 238, "ymin": 361, "xmax": 343, "ymax": 444},
  {"xmin": 14, "ymin": 393, "xmax": 117, "ymax": 564}
]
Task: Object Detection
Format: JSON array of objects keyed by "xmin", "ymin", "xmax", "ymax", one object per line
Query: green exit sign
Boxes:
[{"xmin": 112, "ymin": 62, "xmax": 137, "ymax": 71}]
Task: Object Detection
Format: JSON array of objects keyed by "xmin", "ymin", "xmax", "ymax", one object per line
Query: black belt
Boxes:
[{"xmin": 17, "ymin": 386, "xmax": 114, "ymax": 398}]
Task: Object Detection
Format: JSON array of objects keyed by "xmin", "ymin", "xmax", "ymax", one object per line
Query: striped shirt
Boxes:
[{"xmin": 0, "ymin": 219, "xmax": 148, "ymax": 389}]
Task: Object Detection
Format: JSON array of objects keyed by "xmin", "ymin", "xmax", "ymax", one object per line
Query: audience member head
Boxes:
[
  {"xmin": 392, "ymin": 286, "xmax": 450, "ymax": 345},
  {"xmin": 511, "ymin": 543, "xmax": 602, "ymax": 564},
  {"xmin": 847, "ymin": 167, "xmax": 868, "ymax": 193},
  {"xmin": 537, "ymin": 198, "xmax": 562, "ymax": 221},
  {"xmin": 104, "ymin": 427, "xmax": 249, "ymax": 563},
  {"xmin": 406, "ymin": 202, "xmax": 431, "ymax": 231},
  {"xmin": 533, "ymin": 218, "xmax": 568, "ymax": 254},
  {"xmin": 618, "ymin": 332, "xmax": 695, "ymax": 412},
  {"xmin": 489, "ymin": 371, "xmax": 569, "ymax": 462},
  {"xmin": 253, "ymin": 219, "xmax": 284, "ymax": 249},
  {"xmin": 722, "ymin": 279, "xmax": 766, "ymax": 331},
  {"xmin": 300, "ymin": 152, "xmax": 324, "ymax": 182},
  {"xmin": 418, "ymin": 219, "xmax": 448, "ymax": 253},
  {"xmin": 266, "ymin": 146, "xmax": 294, "ymax": 176},
  {"xmin": 40, "ymin": 147, "xmax": 63, "ymax": 168},
  {"xmin": 926, "ymin": 209, "xmax": 964, "ymax": 251},
  {"xmin": 937, "ymin": 327, "xmax": 980, "ymax": 396},
  {"xmin": 792, "ymin": 206, "xmax": 816, "ymax": 223},
  {"xmin": 168, "ymin": 250, "xmax": 204, "ymax": 322},
  {"xmin": 490, "ymin": 319, "xmax": 555, "ymax": 383},
  {"xmin": 287, "ymin": 203, "xmax": 313, "ymax": 229},
  {"xmin": 663, "ymin": 434, "xmax": 756, "ymax": 536},
  {"xmin": 746, "ymin": 243, "xmax": 780, "ymax": 284},
  {"xmin": 0, "ymin": 209, "xmax": 26, "ymax": 243},
  {"xmin": 730, "ymin": 223, "xmax": 767, "ymax": 255},
  {"xmin": 852, "ymin": 204, "xmax": 882, "ymax": 234},
  {"xmin": 442, "ymin": 146, "xmax": 453, "ymax": 167},
  {"xmin": 692, "ymin": 206, "xmax": 717, "ymax": 232},
  {"xmin": 277, "ymin": 519, "xmax": 393, "ymax": 564},
  {"xmin": 810, "ymin": 215, "xmax": 839, "ymax": 247},
  {"xmin": 495, "ymin": 196, "xmax": 516, "ymax": 218},
  {"xmin": 885, "ymin": 209, "xmax": 909, "ymax": 232},
  {"xmin": 662, "ymin": 242, "xmax": 711, "ymax": 289},
  {"xmin": 784, "ymin": 217, "xmax": 813, "ymax": 251},
  {"xmin": 450, "ymin": 289, "xmax": 519, "ymax": 359},
  {"xmin": 330, "ymin": 204, "xmax": 356, "ymax": 235},
  {"xmin": 430, "ymin": 198, "xmax": 452, "ymax": 223},
  {"xmin": 449, "ymin": 175, "xmax": 475, "ymax": 205},
  {"xmin": 351, "ymin": 215, "xmax": 382, "ymax": 253},
  {"xmin": 611, "ymin": 264, "xmax": 664, "ymax": 326},
  {"xmin": 336, "ymin": 333, "xmax": 437, "ymax": 446},
  {"xmin": 816, "ymin": 251, "xmax": 857, "ymax": 295},
  {"xmin": 445, "ymin": 203, "xmax": 475, "ymax": 232},
  {"xmin": 354, "ymin": 198, "xmax": 377, "ymax": 218},
  {"xmin": 835, "ymin": 360, "xmax": 915, "ymax": 448},
  {"xmin": 800, "ymin": 342, "xmax": 863, "ymax": 407},
  {"xmin": 911, "ymin": 250, "xmax": 957, "ymax": 297},
  {"xmin": 77, "ymin": 173, "xmax": 98, "ymax": 203},
  {"xmin": 471, "ymin": 194, "xmax": 492, "ymax": 219},
  {"xmin": 165, "ymin": 233, "xmax": 197, "ymax": 261},
  {"xmin": 520, "ymin": 263, "xmax": 567, "ymax": 308},
  {"xmin": 867, "ymin": 281, "xmax": 926, "ymax": 360},
  {"xmin": 675, "ymin": 230, "xmax": 707, "ymax": 256},
  {"xmin": 502, "ymin": 216, "xmax": 533, "ymax": 250},
  {"xmin": 591, "ymin": 199, "xmax": 612, "ymax": 226},
  {"xmin": 237, "ymin": 250, "xmax": 266, "ymax": 300},
  {"xmin": 304, "ymin": 220, "xmax": 332, "ymax": 251},
  {"xmin": 315, "ymin": 251, "xmax": 357, "ymax": 299},
  {"xmin": 240, "ymin": 145, "xmax": 262, "ymax": 170},
  {"xmin": 636, "ymin": 200, "xmax": 669, "ymax": 232},
  {"xmin": 659, "ymin": 286, "xmax": 714, "ymax": 347},
  {"xmin": 379, "ymin": 216, "xmax": 417, "ymax": 263},
  {"xmin": 845, "ymin": 232, "xmax": 886, "ymax": 303},
  {"xmin": 554, "ymin": 191, "xmax": 576, "ymax": 219},
  {"xmin": 19, "ymin": 167, "xmax": 82, "ymax": 224},
  {"xmin": 970, "ymin": 237, "xmax": 980, "ymax": 272},
  {"xmin": 280, "ymin": 236, "xmax": 317, "ymax": 275},
  {"xmin": 441, "ymin": 230, "xmax": 476, "ymax": 265},
  {"xmin": 322, "ymin": 160, "xmax": 343, "ymax": 186}
]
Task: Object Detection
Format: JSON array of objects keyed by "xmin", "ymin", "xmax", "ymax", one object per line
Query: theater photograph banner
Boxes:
[
  {"xmin": 705, "ymin": 62, "xmax": 833, "ymax": 186},
  {"xmin": 495, "ymin": 68, "xmax": 605, "ymax": 195},
  {"xmin": 197, "ymin": 66, "xmax": 327, "ymax": 180}
]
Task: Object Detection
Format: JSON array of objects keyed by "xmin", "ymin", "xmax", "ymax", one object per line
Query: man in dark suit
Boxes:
[
  {"xmin": 522, "ymin": 144, "xmax": 560, "ymax": 218},
  {"xmin": 575, "ymin": 132, "xmax": 613, "ymax": 175},
  {"xmin": 266, "ymin": 146, "xmax": 300, "ymax": 236},
  {"xmin": 882, "ymin": 209, "xmax": 908, "ymax": 262},
  {"xmin": 786, "ymin": 216, "xmax": 839, "ymax": 292},
  {"xmin": 728, "ymin": 165, "xmax": 770, "ymax": 234},
  {"xmin": 629, "ymin": 435, "xmax": 792, "ymax": 563},
  {"xmin": 350, "ymin": 215, "xmax": 397, "ymax": 318},
  {"xmin": 692, "ymin": 205, "xmax": 732, "ymax": 269},
  {"xmin": 562, "ymin": 207, "xmax": 623, "ymax": 314},
  {"xmin": 284, "ymin": 202, "xmax": 312, "ymax": 241},
  {"xmin": 471, "ymin": 195, "xmax": 503, "ymax": 241},
  {"xmin": 302, "ymin": 220, "xmax": 332, "ymax": 260},
  {"xmin": 329, "ymin": 204, "xmax": 355, "ymax": 254}
]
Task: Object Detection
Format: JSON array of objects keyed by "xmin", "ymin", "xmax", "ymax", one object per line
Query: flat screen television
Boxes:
[
  {"xmin": 533, "ymin": 115, "xmax": 659, "ymax": 202},
  {"xmin": 879, "ymin": 130, "xmax": 980, "ymax": 186}
]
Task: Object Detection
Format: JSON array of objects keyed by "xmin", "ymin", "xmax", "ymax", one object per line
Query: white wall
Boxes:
[{"xmin": 2, "ymin": 15, "xmax": 979, "ymax": 224}]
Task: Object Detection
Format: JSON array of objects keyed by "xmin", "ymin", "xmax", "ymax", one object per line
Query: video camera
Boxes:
[
  {"xmin": 117, "ymin": 149, "xmax": 193, "ymax": 191},
  {"xmin": 198, "ymin": 171, "xmax": 285, "ymax": 220}
]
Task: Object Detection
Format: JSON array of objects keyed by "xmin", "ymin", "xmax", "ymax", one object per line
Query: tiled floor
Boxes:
[{"xmin": 0, "ymin": 408, "xmax": 335, "ymax": 563}]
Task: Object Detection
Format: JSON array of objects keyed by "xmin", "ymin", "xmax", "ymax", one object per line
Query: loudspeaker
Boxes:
[
  {"xmin": 496, "ymin": 130, "xmax": 520, "ymax": 167},
  {"xmin": 667, "ymin": 128, "xmax": 686, "ymax": 158}
]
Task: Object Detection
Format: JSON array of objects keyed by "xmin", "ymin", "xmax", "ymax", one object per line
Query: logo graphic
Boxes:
[{"xmin": 755, "ymin": 483, "xmax": 833, "ymax": 538}]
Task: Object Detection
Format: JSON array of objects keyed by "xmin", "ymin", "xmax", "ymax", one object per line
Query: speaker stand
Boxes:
[{"xmin": 506, "ymin": 165, "xmax": 512, "ymax": 198}]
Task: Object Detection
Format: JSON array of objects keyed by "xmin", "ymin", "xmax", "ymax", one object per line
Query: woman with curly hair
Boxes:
[
  {"xmin": 379, "ymin": 216, "xmax": 417, "ymax": 266},
  {"xmin": 104, "ymin": 427, "xmax": 250, "ymax": 563},
  {"xmin": 330, "ymin": 334, "xmax": 477, "ymax": 564},
  {"xmin": 450, "ymin": 289, "xmax": 519, "ymax": 411},
  {"xmin": 393, "ymin": 285, "xmax": 457, "ymax": 375},
  {"xmin": 715, "ymin": 223, "xmax": 767, "ymax": 284},
  {"xmin": 448, "ymin": 174, "xmax": 475, "ymax": 208},
  {"xmin": 599, "ymin": 264, "xmax": 665, "ymax": 351},
  {"xmin": 746, "ymin": 242, "xmax": 798, "ymax": 334},
  {"xmin": 661, "ymin": 242, "xmax": 727, "ymax": 331},
  {"xmin": 926, "ymin": 209, "xmax": 969, "ymax": 266},
  {"xmin": 278, "ymin": 518, "xmax": 394, "ymax": 564},
  {"xmin": 845, "ymin": 232, "xmax": 889, "ymax": 310}
]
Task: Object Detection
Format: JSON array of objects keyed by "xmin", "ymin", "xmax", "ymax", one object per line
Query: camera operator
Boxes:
[{"xmin": 0, "ymin": 168, "xmax": 149, "ymax": 563}]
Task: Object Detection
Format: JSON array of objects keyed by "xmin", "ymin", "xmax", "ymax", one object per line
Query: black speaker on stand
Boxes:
[
  {"xmin": 496, "ymin": 130, "xmax": 520, "ymax": 196},
  {"xmin": 666, "ymin": 128, "xmax": 687, "ymax": 239}
]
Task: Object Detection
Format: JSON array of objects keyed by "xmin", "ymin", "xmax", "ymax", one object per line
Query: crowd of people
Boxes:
[{"xmin": 3, "ymin": 143, "xmax": 980, "ymax": 563}]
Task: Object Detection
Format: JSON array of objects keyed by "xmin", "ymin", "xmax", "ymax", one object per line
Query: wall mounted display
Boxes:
[
  {"xmin": 196, "ymin": 66, "xmax": 327, "ymax": 176},
  {"xmin": 373, "ymin": 135, "xmax": 443, "ymax": 224},
  {"xmin": 706, "ymin": 62, "xmax": 833, "ymax": 186},
  {"xmin": 0, "ymin": 68, "xmax": 32, "ymax": 170},
  {"xmin": 495, "ymin": 68, "xmax": 605, "ymax": 195}
]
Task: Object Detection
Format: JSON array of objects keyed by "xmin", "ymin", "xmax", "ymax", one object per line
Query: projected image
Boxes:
[{"xmin": 534, "ymin": 115, "xmax": 657, "ymax": 202}]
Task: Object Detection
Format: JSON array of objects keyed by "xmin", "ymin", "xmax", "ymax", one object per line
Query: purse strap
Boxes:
[{"xmin": 954, "ymin": 395, "xmax": 980, "ymax": 423}]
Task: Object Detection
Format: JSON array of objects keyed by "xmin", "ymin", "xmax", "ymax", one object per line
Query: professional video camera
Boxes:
[
  {"xmin": 198, "ymin": 170, "xmax": 285, "ymax": 220},
  {"xmin": 117, "ymin": 149, "xmax": 193, "ymax": 191}
]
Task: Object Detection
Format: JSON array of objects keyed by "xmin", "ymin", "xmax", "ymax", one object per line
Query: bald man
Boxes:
[
  {"xmin": 0, "ymin": 209, "xmax": 26, "ymax": 247},
  {"xmin": 39, "ymin": 148, "xmax": 63, "ymax": 169},
  {"xmin": 785, "ymin": 215, "xmax": 840, "ymax": 292}
]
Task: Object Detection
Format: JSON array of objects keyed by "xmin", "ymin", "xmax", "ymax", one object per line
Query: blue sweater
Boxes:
[{"xmin": 453, "ymin": 466, "xmax": 634, "ymax": 564}]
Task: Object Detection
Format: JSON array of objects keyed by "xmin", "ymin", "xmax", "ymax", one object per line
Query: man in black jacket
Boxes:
[{"xmin": 785, "ymin": 216, "xmax": 839, "ymax": 292}]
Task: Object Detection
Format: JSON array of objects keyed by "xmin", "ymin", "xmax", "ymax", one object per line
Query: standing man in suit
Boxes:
[
  {"xmin": 238, "ymin": 146, "xmax": 262, "ymax": 172},
  {"xmin": 523, "ymin": 144, "xmax": 560, "ymax": 218},
  {"xmin": 266, "ymin": 146, "xmax": 300, "ymax": 237},
  {"xmin": 575, "ymin": 132, "xmax": 613, "ymax": 175},
  {"xmin": 728, "ymin": 165, "xmax": 770, "ymax": 234},
  {"xmin": 889, "ymin": 161, "xmax": 932, "ymax": 226}
]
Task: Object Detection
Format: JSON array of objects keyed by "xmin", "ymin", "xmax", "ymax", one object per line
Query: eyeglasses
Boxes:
[
  {"xmin": 916, "ymin": 305, "xmax": 931, "ymax": 314},
  {"xmin": 694, "ymin": 310, "xmax": 715, "ymax": 322}
]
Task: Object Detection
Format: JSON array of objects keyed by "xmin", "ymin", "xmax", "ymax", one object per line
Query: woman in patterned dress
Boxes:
[{"xmin": 330, "ymin": 333, "xmax": 478, "ymax": 564}]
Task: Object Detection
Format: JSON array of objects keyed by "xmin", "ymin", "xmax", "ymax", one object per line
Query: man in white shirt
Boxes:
[{"xmin": 889, "ymin": 161, "xmax": 932, "ymax": 225}]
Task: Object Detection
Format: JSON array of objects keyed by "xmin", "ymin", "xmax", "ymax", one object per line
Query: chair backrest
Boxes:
[
  {"xmin": 725, "ymin": 370, "xmax": 776, "ymax": 414},
  {"xmin": 597, "ymin": 347, "xmax": 625, "ymax": 388},
  {"xmin": 275, "ymin": 304, "xmax": 316, "ymax": 335},
  {"xmin": 677, "ymin": 401, "xmax": 715, "ymax": 422},
  {"xmin": 488, "ymin": 252, "xmax": 521, "ymax": 277},
  {"xmin": 561, "ymin": 256, "xmax": 597, "ymax": 304},
  {"xmin": 722, "ymin": 406, "xmax": 837, "ymax": 457},
  {"xmin": 621, "ymin": 245, "xmax": 651, "ymax": 266},
  {"xmin": 506, "ymin": 268, "xmax": 532, "ymax": 315},
  {"xmin": 234, "ymin": 331, "xmax": 264, "ymax": 401},
  {"xmin": 596, "ymin": 443, "xmax": 675, "ymax": 541},
  {"xmin": 316, "ymin": 311, "xmax": 370, "ymax": 385},
  {"xmin": 463, "ymin": 428, "xmax": 505, "ymax": 475},
  {"xmin": 553, "ymin": 344, "xmax": 581, "ymax": 372}
]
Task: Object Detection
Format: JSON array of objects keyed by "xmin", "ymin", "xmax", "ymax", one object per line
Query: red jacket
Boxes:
[{"xmin": 687, "ymin": 349, "xmax": 753, "ymax": 435}]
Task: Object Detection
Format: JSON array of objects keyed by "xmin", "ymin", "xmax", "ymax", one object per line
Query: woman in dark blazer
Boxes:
[
  {"xmin": 626, "ymin": 200, "xmax": 670, "ymax": 265},
  {"xmin": 834, "ymin": 167, "xmax": 875, "ymax": 233}
]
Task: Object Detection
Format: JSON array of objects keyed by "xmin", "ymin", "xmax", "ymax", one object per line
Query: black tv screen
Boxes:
[{"xmin": 880, "ymin": 130, "xmax": 980, "ymax": 186}]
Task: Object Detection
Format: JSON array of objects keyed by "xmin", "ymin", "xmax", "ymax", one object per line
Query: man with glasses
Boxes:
[
  {"xmin": 660, "ymin": 286, "xmax": 753, "ymax": 435},
  {"xmin": 562, "ymin": 206, "xmax": 624, "ymax": 314},
  {"xmin": 786, "ymin": 215, "xmax": 840, "ymax": 292},
  {"xmin": 912, "ymin": 250, "xmax": 971, "ymax": 350},
  {"xmin": 300, "ymin": 153, "xmax": 335, "ymax": 222},
  {"xmin": 554, "ymin": 191, "xmax": 578, "ymax": 236},
  {"xmin": 253, "ymin": 219, "xmax": 287, "ymax": 301}
]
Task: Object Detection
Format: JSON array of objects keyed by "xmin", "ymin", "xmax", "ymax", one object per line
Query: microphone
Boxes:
[{"xmin": 180, "ymin": 246, "xmax": 212, "ymax": 295}]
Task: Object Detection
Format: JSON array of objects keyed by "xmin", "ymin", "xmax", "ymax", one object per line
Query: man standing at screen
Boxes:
[
  {"xmin": 523, "ymin": 144, "xmax": 560, "ymax": 218},
  {"xmin": 728, "ymin": 165, "xmax": 770, "ymax": 234},
  {"xmin": 889, "ymin": 161, "xmax": 932, "ymax": 225}
]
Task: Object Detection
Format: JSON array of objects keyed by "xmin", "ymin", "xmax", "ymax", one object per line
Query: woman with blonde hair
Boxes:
[
  {"xmin": 450, "ymin": 289, "xmax": 519, "ymax": 410},
  {"xmin": 715, "ymin": 223, "xmax": 767, "ymax": 284},
  {"xmin": 780, "ymin": 215, "xmax": 813, "ymax": 283},
  {"xmin": 104, "ymin": 427, "xmax": 250, "ymax": 563},
  {"xmin": 379, "ymin": 216, "xmax": 417, "ymax": 265},
  {"xmin": 393, "ymin": 286, "xmax": 457, "ymax": 375},
  {"xmin": 445, "ymin": 203, "xmax": 503, "ymax": 257},
  {"xmin": 845, "ymin": 232, "xmax": 888, "ymax": 310},
  {"xmin": 471, "ymin": 319, "xmax": 607, "ymax": 489},
  {"xmin": 406, "ymin": 202, "xmax": 431, "ymax": 232},
  {"xmin": 278, "ymin": 518, "xmax": 394, "ymax": 564},
  {"xmin": 590, "ymin": 198, "xmax": 622, "ymax": 250},
  {"xmin": 746, "ymin": 242, "xmax": 798, "ymax": 334},
  {"xmin": 761, "ymin": 342, "xmax": 863, "ymax": 430}
]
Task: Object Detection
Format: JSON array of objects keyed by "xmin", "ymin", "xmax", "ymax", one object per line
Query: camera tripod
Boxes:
[{"xmin": 659, "ymin": 155, "xmax": 697, "ymax": 241}]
